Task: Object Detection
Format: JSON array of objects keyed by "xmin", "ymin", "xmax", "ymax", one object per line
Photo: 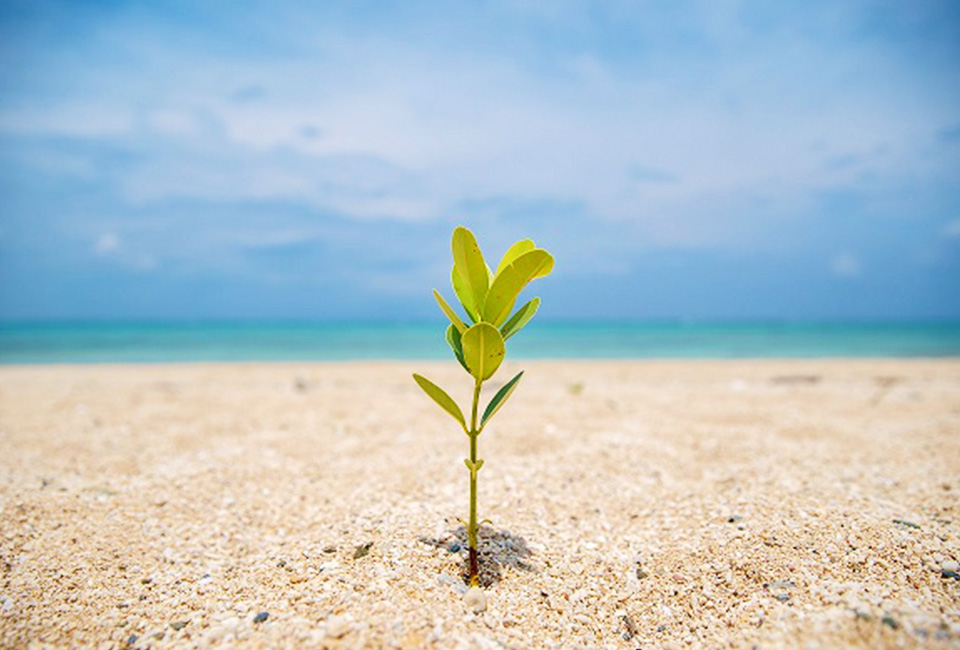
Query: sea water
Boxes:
[{"xmin": 1, "ymin": 321, "xmax": 959, "ymax": 364}]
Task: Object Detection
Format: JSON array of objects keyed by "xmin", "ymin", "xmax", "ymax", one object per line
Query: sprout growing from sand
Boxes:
[{"xmin": 413, "ymin": 226, "xmax": 553, "ymax": 587}]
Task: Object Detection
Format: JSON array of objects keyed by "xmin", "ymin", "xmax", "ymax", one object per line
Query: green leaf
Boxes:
[
  {"xmin": 483, "ymin": 264, "xmax": 524, "ymax": 326},
  {"xmin": 512, "ymin": 248, "xmax": 554, "ymax": 281},
  {"xmin": 451, "ymin": 226, "xmax": 489, "ymax": 319},
  {"xmin": 434, "ymin": 289, "xmax": 467, "ymax": 333},
  {"xmin": 461, "ymin": 322, "xmax": 505, "ymax": 381},
  {"xmin": 482, "ymin": 249, "xmax": 554, "ymax": 326},
  {"xmin": 412, "ymin": 374, "xmax": 466, "ymax": 430},
  {"xmin": 451, "ymin": 265, "xmax": 480, "ymax": 322},
  {"xmin": 500, "ymin": 297, "xmax": 540, "ymax": 341},
  {"xmin": 496, "ymin": 239, "xmax": 535, "ymax": 275},
  {"xmin": 445, "ymin": 324, "xmax": 469, "ymax": 373},
  {"xmin": 481, "ymin": 371, "xmax": 523, "ymax": 427}
]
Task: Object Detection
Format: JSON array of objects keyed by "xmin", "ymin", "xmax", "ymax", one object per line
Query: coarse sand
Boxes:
[{"xmin": 1, "ymin": 360, "xmax": 959, "ymax": 649}]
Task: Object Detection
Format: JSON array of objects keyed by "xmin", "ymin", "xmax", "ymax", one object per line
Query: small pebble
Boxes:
[
  {"xmin": 447, "ymin": 542, "xmax": 461, "ymax": 553},
  {"xmin": 464, "ymin": 586, "xmax": 487, "ymax": 614},
  {"xmin": 170, "ymin": 621, "xmax": 187, "ymax": 631},
  {"xmin": 942, "ymin": 560, "xmax": 959, "ymax": 572},
  {"xmin": 942, "ymin": 570, "xmax": 960, "ymax": 580},
  {"xmin": 354, "ymin": 542, "xmax": 373, "ymax": 559},
  {"xmin": 881, "ymin": 615, "xmax": 900, "ymax": 630},
  {"xmin": 253, "ymin": 612, "xmax": 269, "ymax": 623},
  {"xmin": 126, "ymin": 635, "xmax": 137, "ymax": 646}
]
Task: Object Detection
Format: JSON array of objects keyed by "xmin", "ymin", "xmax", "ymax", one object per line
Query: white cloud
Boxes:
[
  {"xmin": 0, "ymin": 105, "xmax": 134, "ymax": 138},
  {"xmin": 143, "ymin": 108, "xmax": 206, "ymax": 137},
  {"xmin": 831, "ymin": 252, "xmax": 861, "ymax": 277},
  {"xmin": 134, "ymin": 255, "xmax": 158, "ymax": 271},
  {"xmin": 95, "ymin": 232, "xmax": 121, "ymax": 255},
  {"xmin": 93, "ymin": 232, "xmax": 159, "ymax": 272},
  {"xmin": 3, "ymin": 2, "xmax": 957, "ymax": 258}
]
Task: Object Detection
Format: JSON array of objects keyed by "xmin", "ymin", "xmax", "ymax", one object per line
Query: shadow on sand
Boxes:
[{"xmin": 420, "ymin": 526, "xmax": 537, "ymax": 587}]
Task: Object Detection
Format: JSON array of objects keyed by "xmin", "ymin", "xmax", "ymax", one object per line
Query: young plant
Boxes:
[{"xmin": 413, "ymin": 226, "xmax": 553, "ymax": 587}]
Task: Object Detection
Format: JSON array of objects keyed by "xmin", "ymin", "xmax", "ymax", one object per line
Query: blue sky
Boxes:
[{"xmin": 1, "ymin": 0, "xmax": 958, "ymax": 321}]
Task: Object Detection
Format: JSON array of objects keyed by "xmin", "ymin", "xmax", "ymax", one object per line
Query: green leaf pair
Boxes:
[{"xmin": 413, "ymin": 369, "xmax": 525, "ymax": 434}]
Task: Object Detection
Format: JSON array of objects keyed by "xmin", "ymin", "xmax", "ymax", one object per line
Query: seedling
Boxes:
[{"xmin": 413, "ymin": 226, "xmax": 553, "ymax": 587}]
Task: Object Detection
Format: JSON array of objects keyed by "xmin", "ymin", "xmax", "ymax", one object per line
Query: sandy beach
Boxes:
[{"xmin": 1, "ymin": 359, "xmax": 959, "ymax": 649}]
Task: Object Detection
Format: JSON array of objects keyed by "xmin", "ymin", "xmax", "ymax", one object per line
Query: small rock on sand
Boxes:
[
  {"xmin": 465, "ymin": 586, "xmax": 487, "ymax": 614},
  {"xmin": 353, "ymin": 542, "xmax": 373, "ymax": 559}
]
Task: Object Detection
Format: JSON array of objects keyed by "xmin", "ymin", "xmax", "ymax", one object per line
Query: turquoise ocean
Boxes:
[{"xmin": 1, "ymin": 321, "xmax": 959, "ymax": 364}]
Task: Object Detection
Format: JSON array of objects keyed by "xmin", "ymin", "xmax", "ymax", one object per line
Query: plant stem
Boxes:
[{"xmin": 468, "ymin": 378, "xmax": 482, "ymax": 586}]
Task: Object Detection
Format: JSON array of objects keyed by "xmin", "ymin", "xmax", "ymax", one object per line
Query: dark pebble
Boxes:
[
  {"xmin": 942, "ymin": 570, "xmax": 960, "ymax": 580},
  {"xmin": 447, "ymin": 542, "xmax": 461, "ymax": 553},
  {"xmin": 354, "ymin": 542, "xmax": 373, "ymax": 559},
  {"xmin": 727, "ymin": 515, "xmax": 742, "ymax": 523},
  {"xmin": 170, "ymin": 621, "xmax": 187, "ymax": 631},
  {"xmin": 253, "ymin": 612, "xmax": 269, "ymax": 624},
  {"xmin": 881, "ymin": 615, "xmax": 900, "ymax": 630},
  {"xmin": 892, "ymin": 519, "xmax": 921, "ymax": 530},
  {"xmin": 774, "ymin": 593, "xmax": 791, "ymax": 603},
  {"xmin": 323, "ymin": 545, "xmax": 337, "ymax": 554},
  {"xmin": 126, "ymin": 635, "xmax": 138, "ymax": 646}
]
